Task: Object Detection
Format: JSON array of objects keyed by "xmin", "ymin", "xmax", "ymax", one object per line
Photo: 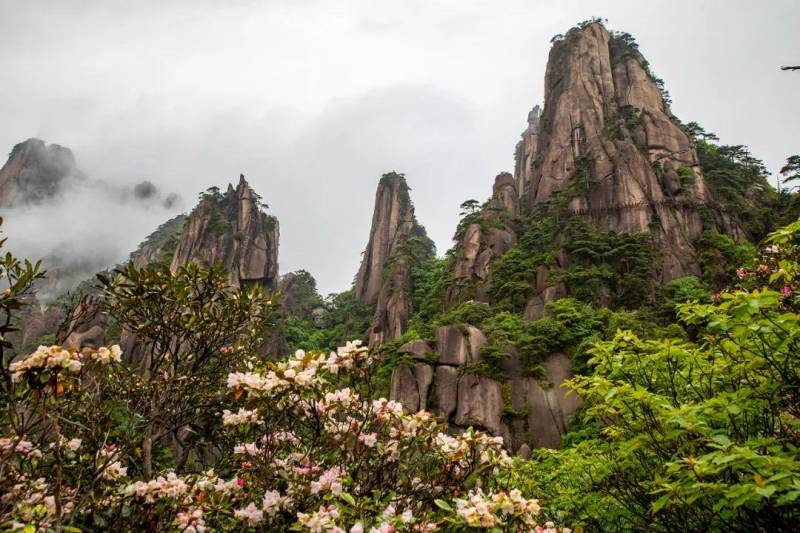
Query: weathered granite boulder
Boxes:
[
  {"xmin": 390, "ymin": 365, "xmax": 420, "ymax": 413},
  {"xmin": 435, "ymin": 324, "xmax": 485, "ymax": 366},
  {"xmin": 390, "ymin": 362, "xmax": 434, "ymax": 413},
  {"xmin": 413, "ymin": 363, "xmax": 434, "ymax": 411},
  {"xmin": 398, "ymin": 339, "xmax": 433, "ymax": 360},
  {"xmin": 525, "ymin": 353, "xmax": 583, "ymax": 448},
  {"xmin": 517, "ymin": 443, "xmax": 532, "ymax": 460},
  {"xmin": 389, "ymin": 325, "xmax": 581, "ymax": 451},
  {"xmin": 455, "ymin": 374, "xmax": 507, "ymax": 439},
  {"xmin": 431, "ymin": 365, "xmax": 459, "ymax": 419},
  {"xmin": 63, "ymin": 296, "xmax": 107, "ymax": 350}
]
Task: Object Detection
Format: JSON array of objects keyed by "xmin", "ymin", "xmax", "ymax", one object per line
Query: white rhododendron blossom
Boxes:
[
  {"xmin": 101, "ymin": 461, "xmax": 128, "ymax": 481},
  {"xmin": 454, "ymin": 488, "xmax": 546, "ymax": 529},
  {"xmin": 8, "ymin": 344, "xmax": 123, "ymax": 382},
  {"xmin": 1, "ymin": 341, "xmax": 566, "ymax": 532},
  {"xmin": 234, "ymin": 502, "xmax": 264, "ymax": 526},
  {"xmin": 222, "ymin": 408, "xmax": 262, "ymax": 426}
]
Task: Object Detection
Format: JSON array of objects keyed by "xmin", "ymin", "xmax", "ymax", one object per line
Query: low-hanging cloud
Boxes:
[{"xmin": 2, "ymin": 169, "xmax": 182, "ymax": 301}]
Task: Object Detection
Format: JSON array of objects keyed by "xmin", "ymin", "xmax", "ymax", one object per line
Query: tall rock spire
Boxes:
[
  {"xmin": 170, "ymin": 174, "xmax": 279, "ymax": 290},
  {"xmin": 518, "ymin": 22, "xmax": 714, "ymax": 281},
  {"xmin": 353, "ymin": 172, "xmax": 433, "ymax": 347},
  {"xmin": 354, "ymin": 173, "xmax": 426, "ymax": 306},
  {"xmin": 513, "ymin": 105, "xmax": 541, "ymax": 197},
  {"xmin": 447, "ymin": 172, "xmax": 519, "ymax": 304}
]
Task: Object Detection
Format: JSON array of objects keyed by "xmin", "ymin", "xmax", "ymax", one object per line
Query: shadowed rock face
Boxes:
[
  {"xmin": 170, "ymin": 175, "xmax": 279, "ymax": 290},
  {"xmin": 514, "ymin": 106, "xmax": 541, "ymax": 197},
  {"xmin": 388, "ymin": 324, "xmax": 582, "ymax": 452},
  {"xmin": 129, "ymin": 214, "xmax": 187, "ymax": 269},
  {"xmin": 354, "ymin": 173, "xmax": 433, "ymax": 347},
  {"xmin": 354, "ymin": 174, "xmax": 424, "ymax": 306},
  {"xmin": 518, "ymin": 22, "xmax": 715, "ymax": 281},
  {"xmin": 63, "ymin": 296, "xmax": 107, "ymax": 351},
  {"xmin": 0, "ymin": 138, "xmax": 83, "ymax": 207},
  {"xmin": 448, "ymin": 173, "xmax": 519, "ymax": 304}
]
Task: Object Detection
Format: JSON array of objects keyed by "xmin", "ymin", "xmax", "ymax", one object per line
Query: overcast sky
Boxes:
[{"xmin": 1, "ymin": 0, "xmax": 798, "ymax": 295}]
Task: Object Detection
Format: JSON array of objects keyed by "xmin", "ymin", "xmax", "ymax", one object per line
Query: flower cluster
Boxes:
[
  {"xmin": 733, "ymin": 240, "xmax": 798, "ymax": 305},
  {"xmin": 2, "ymin": 339, "xmax": 563, "ymax": 532},
  {"xmin": 213, "ymin": 341, "xmax": 560, "ymax": 531},
  {"xmin": 124, "ymin": 472, "xmax": 190, "ymax": 502},
  {"xmin": 222, "ymin": 408, "xmax": 261, "ymax": 426},
  {"xmin": 453, "ymin": 488, "xmax": 548, "ymax": 529},
  {"xmin": 9, "ymin": 344, "xmax": 122, "ymax": 383},
  {"xmin": 0, "ymin": 437, "xmax": 42, "ymax": 458}
]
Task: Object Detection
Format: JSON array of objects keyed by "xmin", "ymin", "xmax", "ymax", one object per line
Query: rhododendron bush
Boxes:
[
  {"xmin": 1, "ymin": 338, "xmax": 562, "ymax": 531},
  {"xmin": 0, "ymin": 231, "xmax": 561, "ymax": 532}
]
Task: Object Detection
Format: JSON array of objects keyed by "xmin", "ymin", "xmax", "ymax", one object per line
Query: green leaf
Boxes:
[
  {"xmin": 711, "ymin": 434, "xmax": 732, "ymax": 446},
  {"xmin": 340, "ymin": 492, "xmax": 356, "ymax": 506},
  {"xmin": 726, "ymin": 404, "xmax": 741, "ymax": 415},
  {"xmin": 434, "ymin": 499, "xmax": 453, "ymax": 512},
  {"xmin": 651, "ymin": 494, "xmax": 670, "ymax": 513},
  {"xmin": 755, "ymin": 486, "xmax": 776, "ymax": 498}
]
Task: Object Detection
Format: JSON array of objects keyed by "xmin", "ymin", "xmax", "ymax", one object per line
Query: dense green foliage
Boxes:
[
  {"xmin": 489, "ymin": 217, "xmax": 658, "ymax": 314},
  {"xmin": 97, "ymin": 262, "xmax": 279, "ymax": 477},
  {"xmin": 510, "ymin": 222, "xmax": 800, "ymax": 531},
  {"xmin": 283, "ymin": 289, "xmax": 373, "ymax": 354}
]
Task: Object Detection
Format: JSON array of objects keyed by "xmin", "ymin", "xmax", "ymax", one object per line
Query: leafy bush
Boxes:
[
  {"xmin": 513, "ymin": 222, "xmax": 800, "ymax": 531},
  {"xmin": 1, "ymin": 336, "xmax": 565, "ymax": 531}
]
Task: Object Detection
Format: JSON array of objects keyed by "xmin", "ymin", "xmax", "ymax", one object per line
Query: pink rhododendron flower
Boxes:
[{"xmin": 234, "ymin": 502, "xmax": 264, "ymax": 526}]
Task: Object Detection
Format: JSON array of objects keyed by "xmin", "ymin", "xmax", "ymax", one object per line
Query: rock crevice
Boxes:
[{"xmin": 389, "ymin": 325, "xmax": 581, "ymax": 452}]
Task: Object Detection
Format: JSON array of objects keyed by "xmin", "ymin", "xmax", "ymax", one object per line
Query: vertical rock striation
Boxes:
[
  {"xmin": 513, "ymin": 106, "xmax": 541, "ymax": 198},
  {"xmin": 517, "ymin": 22, "xmax": 714, "ymax": 281},
  {"xmin": 389, "ymin": 324, "xmax": 582, "ymax": 452},
  {"xmin": 354, "ymin": 173, "xmax": 423, "ymax": 305},
  {"xmin": 353, "ymin": 173, "xmax": 433, "ymax": 347},
  {"xmin": 448, "ymin": 172, "xmax": 519, "ymax": 304},
  {"xmin": 170, "ymin": 175, "xmax": 279, "ymax": 290}
]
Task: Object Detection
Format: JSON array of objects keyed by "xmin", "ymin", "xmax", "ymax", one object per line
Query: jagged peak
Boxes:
[
  {"xmin": 0, "ymin": 137, "xmax": 82, "ymax": 207},
  {"xmin": 378, "ymin": 171, "xmax": 410, "ymax": 191}
]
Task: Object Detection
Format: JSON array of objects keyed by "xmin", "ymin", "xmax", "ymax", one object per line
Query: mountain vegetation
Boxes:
[{"xmin": 1, "ymin": 17, "xmax": 799, "ymax": 533}]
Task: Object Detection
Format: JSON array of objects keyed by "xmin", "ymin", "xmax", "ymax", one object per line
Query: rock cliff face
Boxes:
[
  {"xmin": 63, "ymin": 296, "xmax": 107, "ymax": 351},
  {"xmin": 517, "ymin": 22, "xmax": 713, "ymax": 281},
  {"xmin": 448, "ymin": 173, "xmax": 519, "ymax": 303},
  {"xmin": 170, "ymin": 175, "xmax": 279, "ymax": 290},
  {"xmin": 354, "ymin": 173, "xmax": 433, "ymax": 347},
  {"xmin": 513, "ymin": 106, "xmax": 541, "ymax": 197},
  {"xmin": 392, "ymin": 22, "xmax": 735, "ymax": 451},
  {"xmin": 0, "ymin": 138, "xmax": 82, "ymax": 207},
  {"xmin": 354, "ymin": 174, "xmax": 424, "ymax": 305},
  {"xmin": 129, "ymin": 214, "xmax": 187, "ymax": 268},
  {"xmin": 390, "ymin": 325, "xmax": 582, "ymax": 453}
]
